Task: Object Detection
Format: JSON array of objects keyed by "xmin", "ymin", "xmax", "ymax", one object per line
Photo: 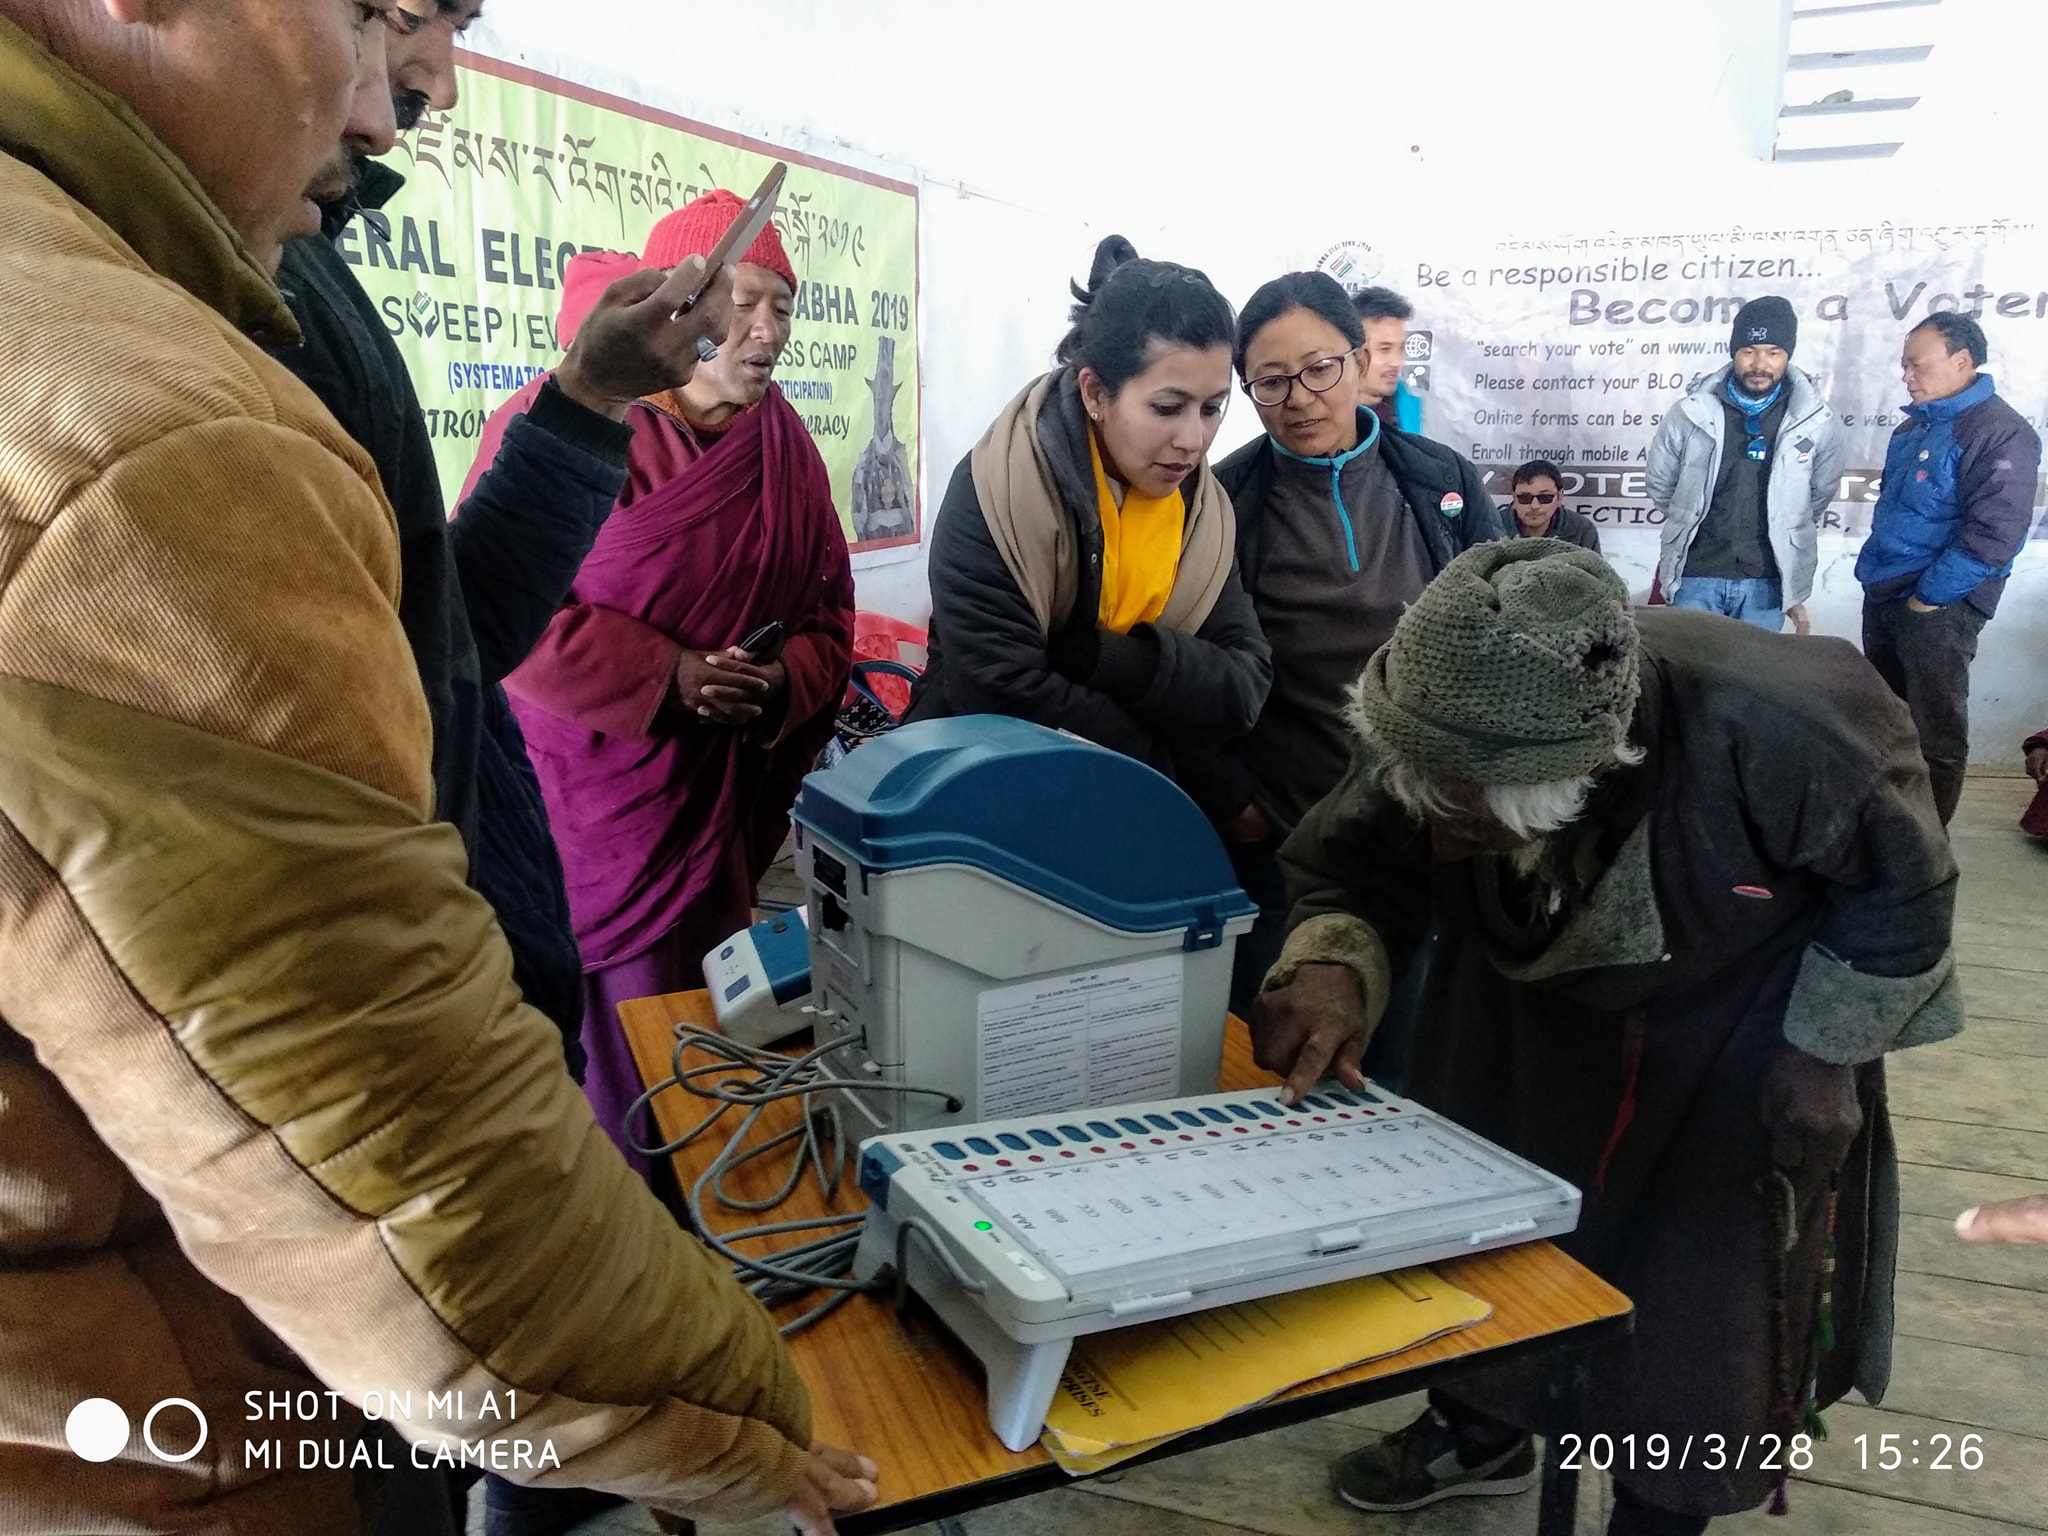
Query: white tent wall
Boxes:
[{"xmin": 462, "ymin": 0, "xmax": 2047, "ymax": 763}]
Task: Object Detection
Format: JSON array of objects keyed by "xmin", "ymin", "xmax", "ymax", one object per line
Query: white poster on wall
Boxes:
[{"xmin": 1373, "ymin": 218, "xmax": 2048, "ymax": 556}]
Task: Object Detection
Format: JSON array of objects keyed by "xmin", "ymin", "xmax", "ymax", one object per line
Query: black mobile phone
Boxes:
[
  {"xmin": 738, "ymin": 620, "xmax": 787, "ymax": 664},
  {"xmin": 673, "ymin": 162, "xmax": 787, "ymax": 314}
]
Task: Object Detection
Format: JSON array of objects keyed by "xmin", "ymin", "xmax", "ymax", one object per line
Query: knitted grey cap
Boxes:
[{"xmin": 1354, "ymin": 539, "xmax": 1640, "ymax": 785}]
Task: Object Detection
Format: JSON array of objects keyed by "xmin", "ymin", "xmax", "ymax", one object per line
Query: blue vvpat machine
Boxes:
[{"xmin": 789, "ymin": 716, "xmax": 1257, "ymax": 1139}]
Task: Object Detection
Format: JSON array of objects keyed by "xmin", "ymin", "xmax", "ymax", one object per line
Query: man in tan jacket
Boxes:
[{"xmin": 0, "ymin": 2, "xmax": 871, "ymax": 1532}]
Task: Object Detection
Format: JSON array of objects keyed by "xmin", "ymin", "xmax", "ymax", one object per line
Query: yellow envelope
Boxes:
[{"xmin": 1041, "ymin": 1267, "xmax": 1491, "ymax": 1474}]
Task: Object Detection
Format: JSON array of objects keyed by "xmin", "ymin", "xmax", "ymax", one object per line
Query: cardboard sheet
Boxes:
[{"xmin": 1041, "ymin": 1267, "xmax": 1492, "ymax": 1474}]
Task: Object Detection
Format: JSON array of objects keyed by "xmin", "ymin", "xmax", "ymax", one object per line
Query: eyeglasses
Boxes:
[
  {"xmin": 1513, "ymin": 490, "xmax": 1558, "ymax": 506},
  {"xmin": 1244, "ymin": 354, "xmax": 1351, "ymax": 408}
]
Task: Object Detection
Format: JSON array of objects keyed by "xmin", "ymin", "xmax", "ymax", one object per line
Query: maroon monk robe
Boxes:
[{"xmin": 471, "ymin": 368, "xmax": 854, "ymax": 1172}]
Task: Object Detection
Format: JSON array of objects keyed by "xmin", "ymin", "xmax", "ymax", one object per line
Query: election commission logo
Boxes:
[
  {"xmin": 66, "ymin": 1397, "xmax": 208, "ymax": 1464},
  {"xmin": 1314, "ymin": 239, "xmax": 1383, "ymax": 296}
]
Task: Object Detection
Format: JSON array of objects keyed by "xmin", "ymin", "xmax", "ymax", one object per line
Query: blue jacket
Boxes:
[{"xmin": 1856, "ymin": 373, "xmax": 2042, "ymax": 616}]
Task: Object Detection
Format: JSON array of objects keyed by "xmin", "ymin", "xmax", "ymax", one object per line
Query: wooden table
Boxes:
[{"xmin": 621, "ymin": 991, "xmax": 1632, "ymax": 1535}]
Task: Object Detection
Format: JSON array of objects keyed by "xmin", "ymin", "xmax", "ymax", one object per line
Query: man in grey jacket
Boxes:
[{"xmin": 1647, "ymin": 297, "xmax": 1844, "ymax": 634}]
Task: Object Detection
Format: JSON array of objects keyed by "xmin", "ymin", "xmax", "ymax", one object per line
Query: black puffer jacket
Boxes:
[
  {"xmin": 905, "ymin": 371, "xmax": 1272, "ymax": 810},
  {"xmin": 274, "ymin": 163, "xmax": 632, "ymax": 1072}
]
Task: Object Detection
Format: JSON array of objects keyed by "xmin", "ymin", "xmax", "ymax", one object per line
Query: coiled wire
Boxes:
[{"xmin": 624, "ymin": 1023, "xmax": 961, "ymax": 1335}]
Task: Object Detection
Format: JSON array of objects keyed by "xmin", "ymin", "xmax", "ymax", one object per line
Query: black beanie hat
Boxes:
[{"xmin": 1730, "ymin": 295, "xmax": 1797, "ymax": 357}]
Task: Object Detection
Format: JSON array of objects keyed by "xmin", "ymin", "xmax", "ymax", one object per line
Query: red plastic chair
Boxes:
[
  {"xmin": 848, "ymin": 610, "xmax": 927, "ymax": 717},
  {"xmin": 822, "ymin": 610, "xmax": 929, "ymax": 767}
]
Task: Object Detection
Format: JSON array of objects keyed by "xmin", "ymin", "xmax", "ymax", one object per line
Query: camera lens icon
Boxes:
[{"xmin": 66, "ymin": 1398, "xmax": 208, "ymax": 1464}]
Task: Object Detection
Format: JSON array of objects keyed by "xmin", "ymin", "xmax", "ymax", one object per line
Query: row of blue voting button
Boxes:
[{"xmin": 928, "ymin": 1087, "xmax": 1386, "ymax": 1162}]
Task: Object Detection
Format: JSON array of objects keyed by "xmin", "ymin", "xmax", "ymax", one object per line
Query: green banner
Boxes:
[{"xmin": 344, "ymin": 57, "xmax": 921, "ymax": 553}]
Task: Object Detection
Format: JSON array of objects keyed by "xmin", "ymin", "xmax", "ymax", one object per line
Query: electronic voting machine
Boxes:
[
  {"xmin": 855, "ymin": 1081, "xmax": 1580, "ymax": 1449},
  {"xmin": 791, "ymin": 717, "xmax": 1257, "ymax": 1139}
]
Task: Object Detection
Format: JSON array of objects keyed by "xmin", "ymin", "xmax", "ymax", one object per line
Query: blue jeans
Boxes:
[{"xmin": 1669, "ymin": 574, "xmax": 1783, "ymax": 631}]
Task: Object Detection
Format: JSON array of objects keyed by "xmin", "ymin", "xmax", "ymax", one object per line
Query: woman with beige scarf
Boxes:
[{"xmin": 905, "ymin": 237, "xmax": 1271, "ymax": 806}]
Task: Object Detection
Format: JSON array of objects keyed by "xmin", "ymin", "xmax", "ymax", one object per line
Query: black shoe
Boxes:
[{"xmin": 1332, "ymin": 1406, "xmax": 1538, "ymax": 1513}]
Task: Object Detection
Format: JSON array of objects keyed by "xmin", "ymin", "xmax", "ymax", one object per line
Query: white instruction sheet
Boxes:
[{"xmin": 977, "ymin": 954, "xmax": 1183, "ymax": 1117}]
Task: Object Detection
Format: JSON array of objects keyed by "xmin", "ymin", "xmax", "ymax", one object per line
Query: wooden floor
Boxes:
[{"xmin": 541, "ymin": 775, "xmax": 2048, "ymax": 1536}]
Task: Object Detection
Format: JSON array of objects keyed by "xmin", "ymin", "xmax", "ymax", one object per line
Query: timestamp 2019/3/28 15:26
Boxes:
[{"xmin": 1550, "ymin": 1432, "xmax": 1986, "ymax": 1474}]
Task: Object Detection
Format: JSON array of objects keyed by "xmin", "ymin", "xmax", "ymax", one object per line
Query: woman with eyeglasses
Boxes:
[
  {"xmin": 905, "ymin": 236, "xmax": 1272, "ymax": 791},
  {"xmin": 1202, "ymin": 271, "xmax": 1501, "ymax": 1021},
  {"xmin": 1507, "ymin": 457, "xmax": 1603, "ymax": 551}
]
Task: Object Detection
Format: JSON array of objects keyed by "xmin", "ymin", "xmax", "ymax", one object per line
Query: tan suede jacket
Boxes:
[{"xmin": 0, "ymin": 22, "xmax": 808, "ymax": 1534}]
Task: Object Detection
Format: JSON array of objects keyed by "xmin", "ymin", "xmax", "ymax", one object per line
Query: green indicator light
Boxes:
[{"xmin": 974, "ymin": 1221, "xmax": 993, "ymax": 1231}]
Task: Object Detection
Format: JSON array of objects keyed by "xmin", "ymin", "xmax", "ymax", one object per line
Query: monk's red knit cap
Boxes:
[{"xmin": 642, "ymin": 189, "xmax": 798, "ymax": 296}]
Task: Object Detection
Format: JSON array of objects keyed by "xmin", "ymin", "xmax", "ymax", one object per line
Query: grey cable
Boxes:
[
  {"xmin": 890, "ymin": 1216, "xmax": 989, "ymax": 1309},
  {"xmin": 625, "ymin": 1022, "xmax": 963, "ymax": 1335}
]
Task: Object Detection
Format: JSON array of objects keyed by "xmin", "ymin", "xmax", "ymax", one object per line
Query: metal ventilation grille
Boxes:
[{"xmin": 1776, "ymin": 0, "xmax": 1942, "ymax": 161}]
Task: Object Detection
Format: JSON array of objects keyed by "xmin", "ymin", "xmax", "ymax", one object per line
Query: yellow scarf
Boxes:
[{"xmin": 1089, "ymin": 432, "xmax": 1186, "ymax": 633}]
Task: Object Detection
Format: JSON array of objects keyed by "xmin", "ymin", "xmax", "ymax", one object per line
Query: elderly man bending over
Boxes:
[
  {"xmin": 1254, "ymin": 542, "xmax": 1958, "ymax": 1535},
  {"xmin": 0, "ymin": 2, "xmax": 869, "ymax": 1533}
]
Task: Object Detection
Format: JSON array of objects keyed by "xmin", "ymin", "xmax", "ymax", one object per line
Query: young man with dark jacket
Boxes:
[
  {"xmin": 1857, "ymin": 311, "xmax": 2042, "ymax": 824},
  {"xmin": 1507, "ymin": 458, "xmax": 1602, "ymax": 552}
]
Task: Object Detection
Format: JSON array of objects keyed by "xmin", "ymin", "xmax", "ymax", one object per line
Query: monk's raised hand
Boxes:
[
  {"xmin": 1252, "ymin": 962, "xmax": 1372, "ymax": 1107},
  {"xmin": 553, "ymin": 255, "xmax": 737, "ymax": 419}
]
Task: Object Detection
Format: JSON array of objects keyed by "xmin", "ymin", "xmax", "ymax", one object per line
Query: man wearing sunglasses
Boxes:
[
  {"xmin": 1507, "ymin": 458, "xmax": 1602, "ymax": 552},
  {"xmin": 1646, "ymin": 296, "xmax": 1843, "ymax": 636}
]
